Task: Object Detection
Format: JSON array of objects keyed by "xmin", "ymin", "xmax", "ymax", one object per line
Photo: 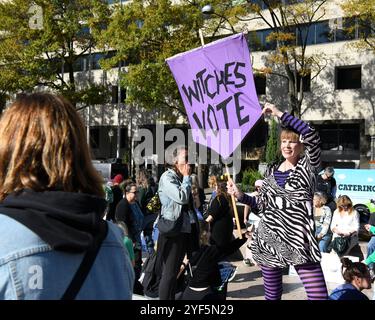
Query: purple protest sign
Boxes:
[{"xmin": 166, "ymin": 33, "xmax": 262, "ymax": 159}]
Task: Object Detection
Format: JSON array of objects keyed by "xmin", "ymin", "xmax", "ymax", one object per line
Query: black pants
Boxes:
[{"xmin": 157, "ymin": 232, "xmax": 189, "ymax": 300}]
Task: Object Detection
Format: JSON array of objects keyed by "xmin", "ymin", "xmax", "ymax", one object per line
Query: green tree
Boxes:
[
  {"xmin": 0, "ymin": 0, "xmax": 111, "ymax": 108},
  {"xmin": 241, "ymin": 169, "xmax": 263, "ymax": 192},
  {"xmin": 240, "ymin": 0, "xmax": 329, "ymax": 117},
  {"xmin": 265, "ymin": 118, "xmax": 280, "ymax": 164},
  {"xmin": 95, "ymin": 0, "xmax": 244, "ymax": 122},
  {"xmin": 341, "ymin": 0, "xmax": 375, "ymax": 52}
]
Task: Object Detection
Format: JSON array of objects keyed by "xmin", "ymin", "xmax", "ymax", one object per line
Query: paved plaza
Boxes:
[{"xmin": 226, "ymin": 239, "xmax": 374, "ymax": 300}]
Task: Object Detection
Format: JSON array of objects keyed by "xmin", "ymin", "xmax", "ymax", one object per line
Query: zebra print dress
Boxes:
[{"xmin": 242, "ymin": 113, "xmax": 322, "ymax": 268}]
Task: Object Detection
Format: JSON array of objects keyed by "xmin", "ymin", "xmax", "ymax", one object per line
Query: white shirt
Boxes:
[{"xmin": 330, "ymin": 209, "xmax": 359, "ymax": 238}]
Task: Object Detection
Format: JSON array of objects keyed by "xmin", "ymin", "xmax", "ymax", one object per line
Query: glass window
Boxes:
[
  {"xmin": 254, "ymin": 75, "xmax": 266, "ymax": 95},
  {"xmin": 247, "ymin": 0, "xmax": 267, "ymax": 10},
  {"xmin": 357, "ymin": 17, "xmax": 373, "ymax": 39},
  {"xmin": 296, "ymin": 24, "xmax": 315, "ymax": 46},
  {"xmin": 335, "ymin": 17, "xmax": 356, "ymax": 41},
  {"xmin": 335, "ymin": 65, "xmax": 361, "ymax": 90},
  {"xmin": 91, "ymin": 53, "xmax": 103, "ymax": 70},
  {"xmin": 315, "ymin": 20, "xmax": 333, "ymax": 44},
  {"xmin": 73, "ymin": 56, "xmax": 85, "ymax": 72},
  {"xmin": 297, "ymin": 72, "xmax": 311, "ymax": 92},
  {"xmin": 247, "ymin": 30, "xmax": 263, "ymax": 51},
  {"xmin": 262, "ymin": 29, "xmax": 277, "ymax": 50},
  {"xmin": 90, "ymin": 128, "xmax": 100, "ymax": 149},
  {"xmin": 77, "ymin": 25, "xmax": 90, "ymax": 38},
  {"xmin": 120, "ymin": 128, "xmax": 128, "ymax": 149},
  {"xmin": 316, "ymin": 123, "xmax": 359, "ymax": 151}
]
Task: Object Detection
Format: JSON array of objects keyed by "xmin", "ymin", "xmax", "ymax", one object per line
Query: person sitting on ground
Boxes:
[
  {"xmin": 313, "ymin": 191, "xmax": 333, "ymax": 253},
  {"xmin": 329, "ymin": 258, "xmax": 371, "ymax": 300},
  {"xmin": 330, "ymin": 195, "xmax": 361, "ymax": 259},
  {"xmin": 316, "ymin": 166, "xmax": 337, "ymax": 213},
  {"xmin": 180, "ymin": 220, "xmax": 249, "ymax": 300}
]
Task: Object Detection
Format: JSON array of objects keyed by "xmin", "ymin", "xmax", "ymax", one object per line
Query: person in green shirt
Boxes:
[
  {"xmin": 364, "ymin": 224, "xmax": 375, "ymax": 265},
  {"xmin": 117, "ymin": 221, "xmax": 135, "ymax": 267}
]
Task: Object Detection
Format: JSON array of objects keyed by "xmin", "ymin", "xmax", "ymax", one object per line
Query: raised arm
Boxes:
[{"xmin": 280, "ymin": 112, "xmax": 321, "ymax": 170}]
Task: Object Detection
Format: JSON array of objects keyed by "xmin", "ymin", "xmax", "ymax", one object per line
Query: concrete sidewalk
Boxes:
[{"xmin": 226, "ymin": 240, "xmax": 374, "ymax": 300}]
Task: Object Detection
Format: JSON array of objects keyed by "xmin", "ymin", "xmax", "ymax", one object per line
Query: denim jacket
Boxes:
[
  {"xmin": 0, "ymin": 214, "xmax": 134, "ymax": 300},
  {"xmin": 158, "ymin": 168, "xmax": 192, "ymax": 233}
]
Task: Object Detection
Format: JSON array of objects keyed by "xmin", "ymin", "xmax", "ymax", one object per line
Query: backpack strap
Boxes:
[{"xmin": 61, "ymin": 222, "xmax": 108, "ymax": 300}]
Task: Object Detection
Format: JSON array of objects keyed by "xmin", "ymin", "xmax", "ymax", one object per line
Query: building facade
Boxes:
[{"xmin": 10, "ymin": 0, "xmax": 372, "ymax": 174}]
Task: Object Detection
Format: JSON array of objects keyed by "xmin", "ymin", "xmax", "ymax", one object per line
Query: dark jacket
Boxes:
[
  {"xmin": 187, "ymin": 236, "xmax": 247, "ymax": 289},
  {"xmin": 207, "ymin": 194, "xmax": 233, "ymax": 248},
  {"xmin": 329, "ymin": 283, "xmax": 369, "ymax": 300},
  {"xmin": 115, "ymin": 198, "xmax": 141, "ymax": 244},
  {"xmin": 107, "ymin": 185, "xmax": 123, "ymax": 221}
]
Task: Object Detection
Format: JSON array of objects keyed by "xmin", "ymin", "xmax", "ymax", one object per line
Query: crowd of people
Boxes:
[{"xmin": 0, "ymin": 93, "xmax": 374, "ymax": 301}]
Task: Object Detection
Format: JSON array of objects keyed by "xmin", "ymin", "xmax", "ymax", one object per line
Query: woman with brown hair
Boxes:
[
  {"xmin": 330, "ymin": 195, "xmax": 361, "ymax": 258},
  {"xmin": 0, "ymin": 93, "xmax": 134, "ymax": 299},
  {"xmin": 205, "ymin": 179, "xmax": 233, "ymax": 248},
  {"xmin": 329, "ymin": 258, "xmax": 371, "ymax": 300}
]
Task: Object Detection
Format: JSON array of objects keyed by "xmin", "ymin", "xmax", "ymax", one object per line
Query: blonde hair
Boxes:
[
  {"xmin": 136, "ymin": 168, "xmax": 149, "ymax": 189},
  {"xmin": 336, "ymin": 195, "xmax": 354, "ymax": 214},
  {"xmin": 314, "ymin": 192, "xmax": 327, "ymax": 207},
  {"xmin": 280, "ymin": 129, "xmax": 300, "ymax": 142},
  {"xmin": 208, "ymin": 175, "xmax": 217, "ymax": 188},
  {"xmin": 0, "ymin": 93, "xmax": 104, "ymax": 200}
]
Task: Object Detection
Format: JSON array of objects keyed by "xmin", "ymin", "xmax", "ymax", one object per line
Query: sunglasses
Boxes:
[{"xmin": 339, "ymin": 205, "xmax": 351, "ymax": 210}]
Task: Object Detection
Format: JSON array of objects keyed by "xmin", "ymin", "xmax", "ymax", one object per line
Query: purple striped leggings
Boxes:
[{"xmin": 260, "ymin": 262, "xmax": 328, "ymax": 300}]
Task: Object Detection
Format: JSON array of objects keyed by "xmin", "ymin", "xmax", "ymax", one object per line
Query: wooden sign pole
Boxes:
[{"xmin": 225, "ymin": 165, "xmax": 242, "ymax": 239}]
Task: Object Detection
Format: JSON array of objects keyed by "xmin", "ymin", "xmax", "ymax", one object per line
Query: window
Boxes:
[
  {"xmin": 90, "ymin": 128, "xmax": 100, "ymax": 149},
  {"xmin": 358, "ymin": 17, "xmax": 374, "ymax": 39},
  {"xmin": 335, "ymin": 17, "xmax": 356, "ymax": 42},
  {"xmin": 111, "ymin": 85, "xmax": 126, "ymax": 103},
  {"xmin": 120, "ymin": 128, "xmax": 128, "ymax": 149},
  {"xmin": 254, "ymin": 75, "xmax": 266, "ymax": 95},
  {"xmin": 247, "ymin": 31, "xmax": 263, "ymax": 51},
  {"xmin": 316, "ymin": 123, "xmax": 360, "ymax": 151},
  {"xmin": 247, "ymin": 29, "xmax": 276, "ymax": 51},
  {"xmin": 315, "ymin": 20, "xmax": 333, "ymax": 44},
  {"xmin": 296, "ymin": 24, "xmax": 315, "ymax": 46},
  {"xmin": 335, "ymin": 65, "xmax": 361, "ymax": 90},
  {"xmin": 296, "ymin": 72, "xmax": 311, "ymax": 92},
  {"xmin": 73, "ymin": 56, "xmax": 85, "ymax": 72},
  {"xmin": 247, "ymin": 0, "xmax": 267, "ymax": 10},
  {"xmin": 262, "ymin": 29, "xmax": 277, "ymax": 50}
]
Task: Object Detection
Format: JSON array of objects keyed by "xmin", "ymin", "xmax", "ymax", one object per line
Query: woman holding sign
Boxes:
[{"xmin": 227, "ymin": 103, "xmax": 328, "ymax": 300}]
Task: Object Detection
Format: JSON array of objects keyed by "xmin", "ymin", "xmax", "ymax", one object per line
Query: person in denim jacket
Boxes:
[
  {"xmin": 156, "ymin": 146, "xmax": 199, "ymax": 300},
  {"xmin": 0, "ymin": 93, "xmax": 134, "ymax": 300},
  {"xmin": 313, "ymin": 191, "xmax": 333, "ymax": 253}
]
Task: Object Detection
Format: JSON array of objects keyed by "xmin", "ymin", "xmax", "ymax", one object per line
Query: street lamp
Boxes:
[
  {"xmin": 200, "ymin": 4, "xmax": 236, "ymax": 34},
  {"xmin": 202, "ymin": 4, "xmax": 214, "ymax": 16}
]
